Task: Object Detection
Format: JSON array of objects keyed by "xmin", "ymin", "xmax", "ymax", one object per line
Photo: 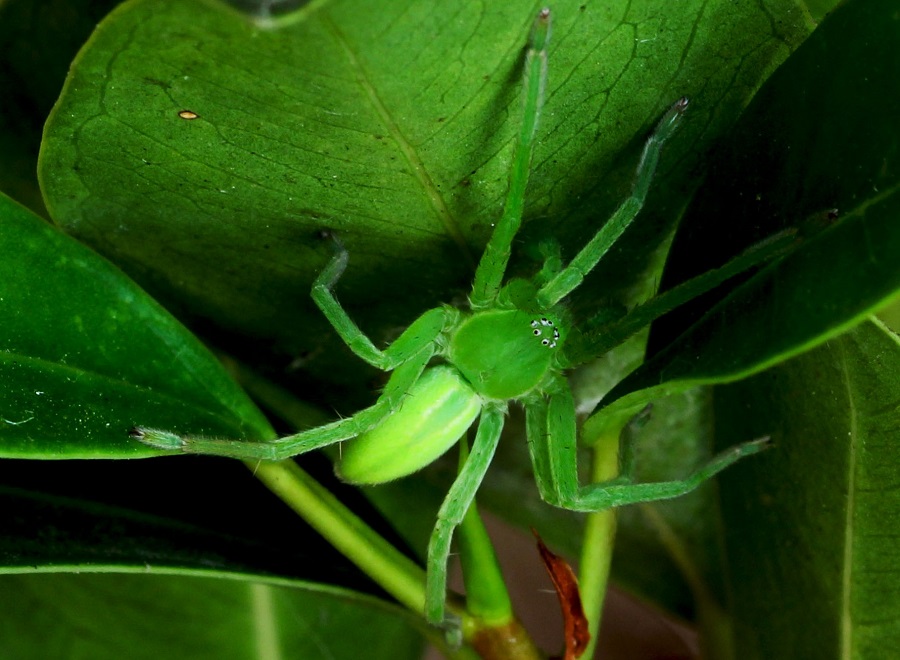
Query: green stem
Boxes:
[
  {"xmin": 578, "ymin": 430, "xmax": 620, "ymax": 659},
  {"xmin": 248, "ymin": 459, "xmax": 427, "ymax": 615},
  {"xmin": 230, "ymin": 364, "xmax": 541, "ymax": 656},
  {"xmin": 230, "ymin": 356, "xmax": 429, "ymax": 611}
]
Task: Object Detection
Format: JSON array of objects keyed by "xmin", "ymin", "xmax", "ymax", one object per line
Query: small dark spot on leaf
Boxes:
[
  {"xmin": 579, "ymin": 4, "xmax": 586, "ymax": 10},
  {"xmin": 459, "ymin": 178, "xmax": 471, "ymax": 188},
  {"xmin": 144, "ymin": 77, "xmax": 171, "ymax": 90},
  {"xmin": 437, "ymin": 117, "xmax": 445, "ymax": 123},
  {"xmin": 178, "ymin": 110, "xmax": 199, "ymax": 120}
]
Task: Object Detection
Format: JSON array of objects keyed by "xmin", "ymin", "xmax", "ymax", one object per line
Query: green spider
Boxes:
[{"xmin": 134, "ymin": 9, "xmax": 766, "ymax": 628}]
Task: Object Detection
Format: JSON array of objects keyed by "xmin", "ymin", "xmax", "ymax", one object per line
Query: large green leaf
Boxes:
[
  {"xmin": 0, "ymin": 192, "xmax": 271, "ymax": 457},
  {"xmin": 588, "ymin": 0, "xmax": 900, "ymax": 432},
  {"xmin": 0, "ymin": 573, "xmax": 423, "ymax": 659},
  {"xmin": 715, "ymin": 319, "xmax": 900, "ymax": 657},
  {"xmin": 38, "ymin": 0, "xmax": 816, "ymax": 383}
]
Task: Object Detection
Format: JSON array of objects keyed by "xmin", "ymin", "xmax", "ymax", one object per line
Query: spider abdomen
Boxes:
[
  {"xmin": 336, "ymin": 365, "xmax": 481, "ymax": 485},
  {"xmin": 448, "ymin": 309, "xmax": 560, "ymax": 400}
]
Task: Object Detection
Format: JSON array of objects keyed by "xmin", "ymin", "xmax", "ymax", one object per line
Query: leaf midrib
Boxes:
[
  {"xmin": 322, "ymin": 12, "xmax": 475, "ymax": 269},
  {"xmin": 837, "ymin": 335, "xmax": 857, "ymax": 660}
]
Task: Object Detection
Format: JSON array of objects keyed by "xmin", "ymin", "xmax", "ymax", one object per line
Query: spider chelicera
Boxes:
[{"xmin": 133, "ymin": 8, "xmax": 766, "ymax": 628}]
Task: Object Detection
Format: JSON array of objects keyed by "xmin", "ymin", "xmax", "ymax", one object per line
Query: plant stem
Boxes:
[
  {"xmin": 456, "ymin": 503, "xmax": 543, "ymax": 659},
  {"xmin": 233, "ymin": 366, "xmax": 545, "ymax": 657},
  {"xmin": 249, "ymin": 459, "xmax": 427, "ymax": 615},
  {"xmin": 578, "ymin": 430, "xmax": 620, "ymax": 659}
]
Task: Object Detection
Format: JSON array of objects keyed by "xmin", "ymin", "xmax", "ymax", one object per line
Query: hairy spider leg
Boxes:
[
  {"xmin": 526, "ymin": 383, "xmax": 770, "ymax": 512},
  {"xmin": 136, "ymin": 242, "xmax": 462, "ymax": 459},
  {"xmin": 469, "ymin": 9, "xmax": 550, "ymax": 309},
  {"xmin": 535, "ymin": 97, "xmax": 690, "ymax": 309},
  {"xmin": 562, "ymin": 228, "xmax": 800, "ymax": 367},
  {"xmin": 135, "ymin": 344, "xmax": 436, "ymax": 460},
  {"xmin": 312, "ymin": 238, "xmax": 455, "ymax": 369},
  {"xmin": 426, "ymin": 403, "xmax": 507, "ymax": 626}
]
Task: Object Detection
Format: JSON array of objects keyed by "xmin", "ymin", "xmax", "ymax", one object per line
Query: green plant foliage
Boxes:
[
  {"xmin": 0, "ymin": 457, "xmax": 395, "ymax": 591},
  {"xmin": 0, "ymin": 0, "xmax": 122, "ymax": 215},
  {"xmin": 37, "ymin": 0, "xmax": 815, "ymax": 376},
  {"xmin": 0, "ymin": 193, "xmax": 271, "ymax": 457},
  {"xmin": 716, "ymin": 319, "xmax": 900, "ymax": 657},
  {"xmin": 0, "ymin": 573, "xmax": 423, "ymax": 659},
  {"xmin": 588, "ymin": 0, "xmax": 900, "ymax": 433},
  {"xmin": 5, "ymin": 0, "xmax": 899, "ymax": 656}
]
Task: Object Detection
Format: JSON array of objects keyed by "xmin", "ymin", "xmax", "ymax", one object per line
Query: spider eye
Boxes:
[{"xmin": 531, "ymin": 318, "xmax": 560, "ymax": 348}]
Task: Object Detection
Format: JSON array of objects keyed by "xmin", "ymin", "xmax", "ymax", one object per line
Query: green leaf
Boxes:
[
  {"xmin": 588, "ymin": 0, "xmax": 900, "ymax": 432},
  {"xmin": 0, "ymin": 455, "xmax": 430, "ymax": 656},
  {"xmin": 0, "ymin": 573, "xmax": 424, "ymax": 660},
  {"xmin": 0, "ymin": 192, "xmax": 271, "ymax": 457},
  {"xmin": 39, "ymin": 0, "xmax": 818, "ymax": 377},
  {"xmin": 715, "ymin": 319, "xmax": 900, "ymax": 657},
  {"xmin": 0, "ymin": 0, "xmax": 122, "ymax": 215},
  {"xmin": 0, "ymin": 457, "xmax": 396, "ymax": 590}
]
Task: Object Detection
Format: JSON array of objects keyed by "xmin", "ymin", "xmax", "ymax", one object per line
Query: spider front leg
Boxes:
[
  {"xmin": 136, "ymin": 240, "xmax": 458, "ymax": 460},
  {"xmin": 426, "ymin": 403, "xmax": 507, "ymax": 627},
  {"xmin": 313, "ymin": 236, "xmax": 455, "ymax": 369},
  {"xmin": 536, "ymin": 97, "xmax": 690, "ymax": 309},
  {"xmin": 469, "ymin": 9, "xmax": 550, "ymax": 308},
  {"xmin": 526, "ymin": 382, "xmax": 769, "ymax": 512},
  {"xmin": 134, "ymin": 344, "xmax": 436, "ymax": 459}
]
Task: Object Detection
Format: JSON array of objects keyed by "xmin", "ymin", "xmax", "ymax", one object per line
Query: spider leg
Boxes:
[
  {"xmin": 524, "ymin": 393, "xmax": 565, "ymax": 504},
  {"xmin": 533, "ymin": 237, "xmax": 563, "ymax": 288},
  {"xmin": 312, "ymin": 237, "xmax": 455, "ymax": 369},
  {"xmin": 470, "ymin": 10, "xmax": 550, "ymax": 308},
  {"xmin": 426, "ymin": 402, "xmax": 507, "ymax": 627},
  {"xmin": 536, "ymin": 97, "xmax": 690, "ymax": 308},
  {"xmin": 527, "ymin": 384, "xmax": 769, "ymax": 512},
  {"xmin": 134, "ymin": 345, "xmax": 435, "ymax": 460},
  {"xmin": 561, "ymin": 229, "xmax": 799, "ymax": 368}
]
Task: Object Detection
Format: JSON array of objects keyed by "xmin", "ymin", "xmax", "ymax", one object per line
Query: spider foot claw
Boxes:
[{"xmin": 129, "ymin": 426, "xmax": 186, "ymax": 451}]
